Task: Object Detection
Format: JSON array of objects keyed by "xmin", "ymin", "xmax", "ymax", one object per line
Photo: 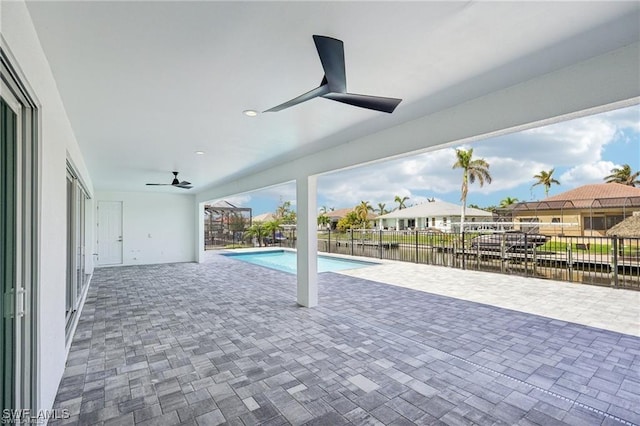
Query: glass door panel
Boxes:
[{"xmin": 1, "ymin": 95, "xmax": 17, "ymax": 410}]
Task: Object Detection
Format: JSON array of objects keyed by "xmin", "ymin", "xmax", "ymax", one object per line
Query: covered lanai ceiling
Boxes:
[{"xmin": 25, "ymin": 1, "xmax": 640, "ymax": 193}]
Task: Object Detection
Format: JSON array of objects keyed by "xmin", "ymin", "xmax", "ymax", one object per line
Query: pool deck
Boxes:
[
  {"xmin": 336, "ymin": 259, "xmax": 640, "ymax": 337},
  {"xmin": 49, "ymin": 252, "xmax": 640, "ymax": 425}
]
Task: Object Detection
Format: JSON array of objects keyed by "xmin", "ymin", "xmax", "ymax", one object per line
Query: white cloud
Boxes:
[
  {"xmin": 317, "ymin": 147, "xmax": 549, "ymax": 205},
  {"xmin": 601, "ymin": 106, "xmax": 640, "ymax": 133},
  {"xmin": 475, "ymin": 114, "xmax": 618, "ymax": 165},
  {"xmin": 560, "ymin": 161, "xmax": 617, "ymax": 187},
  {"xmin": 245, "ymin": 104, "xmax": 639, "ymax": 210}
]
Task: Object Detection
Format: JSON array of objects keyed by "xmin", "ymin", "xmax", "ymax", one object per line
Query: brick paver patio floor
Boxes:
[{"xmin": 51, "ymin": 254, "xmax": 640, "ymax": 425}]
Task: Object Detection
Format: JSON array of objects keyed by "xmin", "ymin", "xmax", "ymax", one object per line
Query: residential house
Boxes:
[
  {"xmin": 325, "ymin": 207, "xmax": 377, "ymax": 230},
  {"xmin": 510, "ymin": 183, "xmax": 640, "ymax": 236},
  {"xmin": 376, "ymin": 201, "xmax": 493, "ymax": 231}
]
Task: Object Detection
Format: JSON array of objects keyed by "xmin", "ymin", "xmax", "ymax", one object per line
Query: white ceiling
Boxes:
[{"xmin": 25, "ymin": 1, "xmax": 639, "ymax": 194}]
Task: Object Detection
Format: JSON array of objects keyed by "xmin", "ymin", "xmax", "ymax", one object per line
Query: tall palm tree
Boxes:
[
  {"xmin": 532, "ymin": 169, "xmax": 560, "ymax": 198},
  {"xmin": 452, "ymin": 148, "xmax": 492, "ymax": 232},
  {"xmin": 355, "ymin": 201, "xmax": 374, "ymax": 228},
  {"xmin": 499, "ymin": 197, "xmax": 519, "ymax": 208},
  {"xmin": 377, "ymin": 202, "xmax": 388, "ymax": 215},
  {"xmin": 604, "ymin": 164, "xmax": 640, "ymax": 187},
  {"xmin": 394, "ymin": 195, "xmax": 409, "ymax": 210}
]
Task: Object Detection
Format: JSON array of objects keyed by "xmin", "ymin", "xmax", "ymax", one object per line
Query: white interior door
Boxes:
[{"xmin": 97, "ymin": 201, "xmax": 123, "ymax": 265}]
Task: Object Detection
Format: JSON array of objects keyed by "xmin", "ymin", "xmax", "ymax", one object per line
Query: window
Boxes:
[
  {"xmin": 605, "ymin": 215, "xmax": 624, "ymax": 229},
  {"xmin": 66, "ymin": 165, "xmax": 90, "ymax": 337},
  {"xmin": 551, "ymin": 217, "xmax": 561, "ymax": 223},
  {"xmin": 583, "ymin": 216, "xmax": 605, "ymax": 230},
  {"xmin": 431, "ymin": 217, "xmax": 435, "ymax": 227},
  {"xmin": 443, "ymin": 217, "xmax": 447, "ymax": 226}
]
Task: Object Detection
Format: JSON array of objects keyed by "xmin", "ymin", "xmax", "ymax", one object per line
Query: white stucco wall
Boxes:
[
  {"xmin": 1, "ymin": 0, "xmax": 95, "ymax": 412},
  {"xmin": 96, "ymin": 192, "xmax": 196, "ymax": 265}
]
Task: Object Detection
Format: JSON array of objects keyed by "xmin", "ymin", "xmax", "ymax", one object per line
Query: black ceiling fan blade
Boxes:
[
  {"xmin": 175, "ymin": 181, "xmax": 192, "ymax": 187},
  {"xmin": 313, "ymin": 35, "xmax": 346, "ymax": 92},
  {"xmin": 323, "ymin": 92, "xmax": 402, "ymax": 113},
  {"xmin": 146, "ymin": 183, "xmax": 171, "ymax": 186},
  {"xmin": 264, "ymin": 84, "xmax": 330, "ymax": 112}
]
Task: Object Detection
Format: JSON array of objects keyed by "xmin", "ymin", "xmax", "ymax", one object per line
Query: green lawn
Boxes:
[{"xmin": 318, "ymin": 231, "xmax": 638, "ymax": 255}]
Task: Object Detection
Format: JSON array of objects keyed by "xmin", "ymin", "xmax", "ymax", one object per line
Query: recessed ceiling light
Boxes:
[
  {"xmin": 195, "ymin": 151, "xmax": 205, "ymax": 155},
  {"xmin": 243, "ymin": 110, "xmax": 258, "ymax": 117}
]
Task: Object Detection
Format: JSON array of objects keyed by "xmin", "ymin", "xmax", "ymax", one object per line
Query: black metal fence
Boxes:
[
  {"xmin": 317, "ymin": 229, "xmax": 639, "ymax": 290},
  {"xmin": 209, "ymin": 228, "xmax": 639, "ymax": 290}
]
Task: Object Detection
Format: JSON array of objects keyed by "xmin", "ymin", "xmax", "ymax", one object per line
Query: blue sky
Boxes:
[{"xmin": 220, "ymin": 104, "xmax": 639, "ymax": 215}]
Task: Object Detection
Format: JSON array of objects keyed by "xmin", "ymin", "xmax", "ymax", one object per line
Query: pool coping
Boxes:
[
  {"xmin": 219, "ymin": 247, "xmax": 387, "ymax": 273},
  {"xmin": 218, "ymin": 247, "xmax": 393, "ymax": 265}
]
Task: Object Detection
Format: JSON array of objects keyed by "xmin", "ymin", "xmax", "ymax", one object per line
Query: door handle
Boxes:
[{"xmin": 117, "ymin": 237, "xmax": 123, "ymax": 242}]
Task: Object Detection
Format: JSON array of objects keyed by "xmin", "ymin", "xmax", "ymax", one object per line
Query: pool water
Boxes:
[{"xmin": 223, "ymin": 250, "xmax": 378, "ymax": 274}]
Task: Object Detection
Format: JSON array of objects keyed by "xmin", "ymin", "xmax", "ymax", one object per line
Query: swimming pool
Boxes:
[{"xmin": 223, "ymin": 250, "xmax": 378, "ymax": 274}]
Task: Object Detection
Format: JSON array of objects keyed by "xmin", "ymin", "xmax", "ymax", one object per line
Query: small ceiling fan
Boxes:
[
  {"xmin": 264, "ymin": 35, "xmax": 402, "ymax": 114},
  {"xmin": 146, "ymin": 171, "xmax": 192, "ymax": 189}
]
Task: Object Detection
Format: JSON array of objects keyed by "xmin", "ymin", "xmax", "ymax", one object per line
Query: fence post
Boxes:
[
  {"xmin": 379, "ymin": 229, "xmax": 383, "ymax": 259},
  {"xmin": 500, "ymin": 233, "xmax": 506, "ymax": 273},
  {"xmin": 567, "ymin": 244, "xmax": 573, "ymax": 282},
  {"xmin": 328, "ymin": 229, "xmax": 331, "ymax": 253},
  {"xmin": 532, "ymin": 241, "xmax": 537, "ymax": 277},
  {"xmin": 415, "ymin": 230, "xmax": 419, "ymax": 263},
  {"xmin": 524, "ymin": 233, "xmax": 528, "ymax": 276},
  {"xmin": 462, "ymin": 232, "xmax": 466, "ymax": 270},
  {"xmin": 350, "ymin": 229, "xmax": 354, "ymax": 256},
  {"xmin": 611, "ymin": 236, "xmax": 618, "ymax": 288}
]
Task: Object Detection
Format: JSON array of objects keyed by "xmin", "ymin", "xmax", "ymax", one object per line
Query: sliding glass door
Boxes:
[
  {"xmin": 1, "ymin": 47, "xmax": 39, "ymax": 412},
  {"xmin": 1, "ymin": 92, "xmax": 18, "ymax": 412}
]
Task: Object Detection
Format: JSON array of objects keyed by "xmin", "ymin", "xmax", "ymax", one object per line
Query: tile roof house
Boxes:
[{"xmin": 510, "ymin": 183, "xmax": 640, "ymax": 236}]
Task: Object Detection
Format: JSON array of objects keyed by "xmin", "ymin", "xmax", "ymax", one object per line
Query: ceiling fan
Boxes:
[
  {"xmin": 264, "ymin": 35, "xmax": 402, "ymax": 114},
  {"xmin": 146, "ymin": 171, "xmax": 192, "ymax": 189}
]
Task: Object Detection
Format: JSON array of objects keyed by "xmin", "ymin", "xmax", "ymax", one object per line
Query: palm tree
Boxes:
[
  {"xmin": 604, "ymin": 164, "xmax": 640, "ymax": 187},
  {"xmin": 263, "ymin": 219, "xmax": 283, "ymax": 245},
  {"xmin": 317, "ymin": 213, "xmax": 330, "ymax": 228},
  {"xmin": 394, "ymin": 195, "xmax": 409, "ymax": 210},
  {"xmin": 499, "ymin": 197, "xmax": 519, "ymax": 208},
  {"xmin": 532, "ymin": 169, "xmax": 560, "ymax": 198},
  {"xmin": 452, "ymin": 148, "xmax": 492, "ymax": 232},
  {"xmin": 355, "ymin": 201, "xmax": 374, "ymax": 228},
  {"xmin": 244, "ymin": 222, "xmax": 268, "ymax": 247},
  {"xmin": 377, "ymin": 203, "xmax": 388, "ymax": 215}
]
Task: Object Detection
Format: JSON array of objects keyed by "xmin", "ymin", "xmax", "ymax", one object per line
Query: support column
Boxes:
[
  {"xmin": 195, "ymin": 201, "xmax": 205, "ymax": 263},
  {"xmin": 296, "ymin": 175, "xmax": 318, "ymax": 307}
]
